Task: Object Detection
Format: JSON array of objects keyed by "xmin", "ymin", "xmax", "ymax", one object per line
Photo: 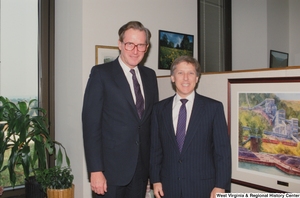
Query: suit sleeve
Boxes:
[
  {"xmin": 150, "ymin": 104, "xmax": 163, "ymax": 183},
  {"xmin": 213, "ymin": 102, "xmax": 232, "ymax": 191},
  {"xmin": 82, "ymin": 66, "xmax": 104, "ymax": 174}
]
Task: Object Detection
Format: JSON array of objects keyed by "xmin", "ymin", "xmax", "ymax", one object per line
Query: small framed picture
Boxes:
[
  {"xmin": 270, "ymin": 50, "xmax": 288, "ymax": 68},
  {"xmin": 95, "ymin": 45, "xmax": 119, "ymax": 65},
  {"xmin": 158, "ymin": 30, "xmax": 194, "ymax": 70}
]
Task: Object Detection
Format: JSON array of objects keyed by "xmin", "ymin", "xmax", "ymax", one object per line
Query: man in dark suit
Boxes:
[
  {"xmin": 150, "ymin": 56, "xmax": 231, "ymax": 198},
  {"xmin": 82, "ymin": 21, "xmax": 159, "ymax": 198}
]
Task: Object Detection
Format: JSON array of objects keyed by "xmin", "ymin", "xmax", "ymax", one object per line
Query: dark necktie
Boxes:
[
  {"xmin": 130, "ymin": 69, "xmax": 145, "ymax": 119},
  {"xmin": 176, "ymin": 99, "xmax": 188, "ymax": 153}
]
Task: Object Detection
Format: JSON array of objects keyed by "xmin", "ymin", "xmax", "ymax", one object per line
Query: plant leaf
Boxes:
[
  {"xmin": 56, "ymin": 147, "xmax": 63, "ymax": 168},
  {"xmin": 21, "ymin": 144, "xmax": 31, "ymax": 178}
]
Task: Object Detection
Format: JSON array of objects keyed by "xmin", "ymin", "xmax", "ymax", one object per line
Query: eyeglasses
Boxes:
[{"xmin": 123, "ymin": 42, "xmax": 148, "ymax": 52}]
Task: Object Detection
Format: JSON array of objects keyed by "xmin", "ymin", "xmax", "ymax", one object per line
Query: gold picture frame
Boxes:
[{"xmin": 95, "ymin": 45, "xmax": 119, "ymax": 65}]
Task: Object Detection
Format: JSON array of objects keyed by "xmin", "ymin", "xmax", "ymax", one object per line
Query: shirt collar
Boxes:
[
  {"xmin": 174, "ymin": 91, "xmax": 195, "ymax": 103},
  {"xmin": 118, "ymin": 56, "xmax": 138, "ymax": 73}
]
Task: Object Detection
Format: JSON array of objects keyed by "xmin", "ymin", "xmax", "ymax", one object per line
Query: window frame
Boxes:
[
  {"xmin": 197, "ymin": 0, "xmax": 232, "ymax": 72},
  {"xmin": 1, "ymin": 0, "xmax": 54, "ymax": 196}
]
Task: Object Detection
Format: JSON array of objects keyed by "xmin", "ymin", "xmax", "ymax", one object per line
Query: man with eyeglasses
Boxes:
[{"xmin": 82, "ymin": 21, "xmax": 159, "ymax": 198}]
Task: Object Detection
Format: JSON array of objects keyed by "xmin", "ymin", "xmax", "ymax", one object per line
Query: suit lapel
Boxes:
[
  {"xmin": 162, "ymin": 96, "xmax": 180, "ymax": 152},
  {"xmin": 112, "ymin": 60, "xmax": 138, "ymax": 118},
  {"xmin": 181, "ymin": 94, "xmax": 206, "ymax": 154},
  {"xmin": 139, "ymin": 67, "xmax": 148, "ymax": 121},
  {"xmin": 138, "ymin": 65, "xmax": 153, "ymax": 121}
]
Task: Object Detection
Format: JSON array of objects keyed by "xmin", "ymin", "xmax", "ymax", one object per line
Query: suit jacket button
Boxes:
[{"xmin": 136, "ymin": 141, "xmax": 139, "ymax": 145}]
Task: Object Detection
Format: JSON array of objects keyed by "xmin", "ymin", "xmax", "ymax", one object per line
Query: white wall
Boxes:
[
  {"xmin": 55, "ymin": 0, "xmax": 84, "ymax": 196},
  {"xmin": 232, "ymin": 0, "xmax": 268, "ymax": 70},
  {"xmin": 81, "ymin": 0, "xmax": 198, "ymax": 80},
  {"xmin": 232, "ymin": 0, "xmax": 300, "ymax": 70},
  {"xmin": 267, "ymin": 0, "xmax": 289, "ymax": 62},
  {"xmin": 289, "ymin": 0, "xmax": 300, "ymax": 66},
  {"xmin": 55, "ymin": 0, "xmax": 300, "ymax": 196}
]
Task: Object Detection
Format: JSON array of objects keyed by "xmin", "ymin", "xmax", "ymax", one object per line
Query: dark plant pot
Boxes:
[{"xmin": 25, "ymin": 176, "xmax": 46, "ymax": 198}]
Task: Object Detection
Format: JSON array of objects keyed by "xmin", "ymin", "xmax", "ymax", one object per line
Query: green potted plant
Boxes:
[
  {"xmin": 0, "ymin": 176, "xmax": 3, "ymax": 196},
  {"xmin": 36, "ymin": 166, "xmax": 74, "ymax": 198},
  {"xmin": 0, "ymin": 101, "xmax": 10, "ymax": 195},
  {"xmin": 0, "ymin": 121, "xmax": 8, "ymax": 195},
  {"xmin": 0, "ymin": 96, "xmax": 71, "ymax": 197}
]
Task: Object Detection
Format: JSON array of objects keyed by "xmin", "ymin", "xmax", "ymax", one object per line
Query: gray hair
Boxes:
[
  {"xmin": 118, "ymin": 21, "xmax": 151, "ymax": 45},
  {"xmin": 170, "ymin": 55, "xmax": 201, "ymax": 77}
]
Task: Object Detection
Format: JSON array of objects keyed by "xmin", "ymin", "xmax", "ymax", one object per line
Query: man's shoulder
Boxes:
[
  {"xmin": 93, "ymin": 59, "xmax": 118, "ymax": 69},
  {"xmin": 196, "ymin": 93, "xmax": 221, "ymax": 103},
  {"xmin": 138, "ymin": 64, "xmax": 156, "ymax": 74},
  {"xmin": 195, "ymin": 93, "xmax": 224, "ymax": 109},
  {"xmin": 90, "ymin": 60, "xmax": 121, "ymax": 76},
  {"xmin": 154, "ymin": 96, "xmax": 174, "ymax": 107}
]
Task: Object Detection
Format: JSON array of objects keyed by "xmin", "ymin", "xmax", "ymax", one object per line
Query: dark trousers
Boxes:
[{"xmin": 94, "ymin": 152, "xmax": 148, "ymax": 198}]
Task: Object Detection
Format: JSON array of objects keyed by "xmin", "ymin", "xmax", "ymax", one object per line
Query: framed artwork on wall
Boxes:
[
  {"xmin": 228, "ymin": 77, "xmax": 300, "ymax": 192},
  {"xmin": 95, "ymin": 45, "xmax": 119, "ymax": 65},
  {"xmin": 270, "ymin": 50, "xmax": 289, "ymax": 68},
  {"xmin": 158, "ymin": 30, "xmax": 194, "ymax": 70}
]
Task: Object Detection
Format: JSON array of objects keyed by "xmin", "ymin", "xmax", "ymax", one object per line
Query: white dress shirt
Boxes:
[
  {"xmin": 172, "ymin": 91, "xmax": 195, "ymax": 134},
  {"xmin": 118, "ymin": 57, "xmax": 145, "ymax": 104}
]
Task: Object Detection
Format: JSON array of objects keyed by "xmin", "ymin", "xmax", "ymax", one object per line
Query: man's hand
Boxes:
[
  {"xmin": 210, "ymin": 187, "xmax": 225, "ymax": 198},
  {"xmin": 90, "ymin": 171, "xmax": 107, "ymax": 195},
  {"xmin": 153, "ymin": 182, "xmax": 164, "ymax": 198}
]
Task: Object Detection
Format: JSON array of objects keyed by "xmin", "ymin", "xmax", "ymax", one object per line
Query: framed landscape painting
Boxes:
[
  {"xmin": 228, "ymin": 77, "xmax": 300, "ymax": 192},
  {"xmin": 158, "ymin": 30, "xmax": 194, "ymax": 70}
]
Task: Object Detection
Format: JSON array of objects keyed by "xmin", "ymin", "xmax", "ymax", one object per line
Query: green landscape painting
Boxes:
[
  {"xmin": 238, "ymin": 93, "xmax": 300, "ymax": 179},
  {"xmin": 158, "ymin": 30, "xmax": 193, "ymax": 70}
]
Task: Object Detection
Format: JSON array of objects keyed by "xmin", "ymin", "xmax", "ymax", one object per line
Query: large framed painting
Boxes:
[
  {"xmin": 228, "ymin": 77, "xmax": 300, "ymax": 192},
  {"xmin": 158, "ymin": 30, "xmax": 194, "ymax": 70}
]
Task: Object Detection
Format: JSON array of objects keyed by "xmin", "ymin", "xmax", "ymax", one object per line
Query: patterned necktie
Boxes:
[
  {"xmin": 130, "ymin": 69, "xmax": 145, "ymax": 119},
  {"xmin": 176, "ymin": 99, "xmax": 188, "ymax": 152}
]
